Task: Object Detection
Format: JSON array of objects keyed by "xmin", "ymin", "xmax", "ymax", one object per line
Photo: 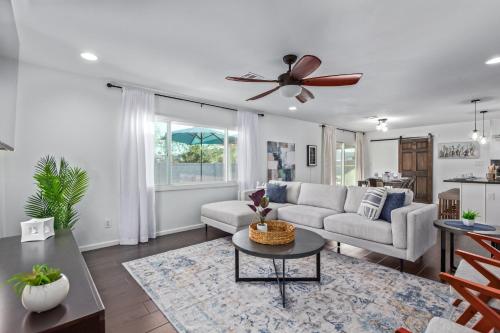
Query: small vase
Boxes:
[
  {"xmin": 462, "ymin": 218, "xmax": 475, "ymax": 227},
  {"xmin": 21, "ymin": 274, "xmax": 70, "ymax": 313},
  {"xmin": 256, "ymin": 223, "xmax": 268, "ymax": 232}
]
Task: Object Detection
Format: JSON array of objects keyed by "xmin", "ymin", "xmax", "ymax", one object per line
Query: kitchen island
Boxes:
[{"xmin": 443, "ymin": 178, "xmax": 500, "ymax": 226}]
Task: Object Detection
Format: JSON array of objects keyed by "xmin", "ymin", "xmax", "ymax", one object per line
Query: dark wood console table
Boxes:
[{"xmin": 0, "ymin": 230, "xmax": 105, "ymax": 333}]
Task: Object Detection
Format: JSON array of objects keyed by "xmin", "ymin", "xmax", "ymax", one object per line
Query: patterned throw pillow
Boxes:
[
  {"xmin": 266, "ymin": 183, "xmax": 287, "ymax": 203},
  {"xmin": 357, "ymin": 187, "xmax": 388, "ymax": 220}
]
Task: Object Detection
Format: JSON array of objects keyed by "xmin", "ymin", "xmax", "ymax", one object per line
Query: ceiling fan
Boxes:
[{"xmin": 226, "ymin": 54, "xmax": 362, "ymax": 104}]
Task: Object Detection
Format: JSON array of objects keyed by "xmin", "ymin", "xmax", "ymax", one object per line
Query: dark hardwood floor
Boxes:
[{"xmin": 83, "ymin": 226, "xmax": 444, "ymax": 333}]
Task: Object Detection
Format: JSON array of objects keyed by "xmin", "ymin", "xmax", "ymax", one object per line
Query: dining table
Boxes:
[{"xmin": 357, "ymin": 178, "xmax": 408, "ymax": 188}]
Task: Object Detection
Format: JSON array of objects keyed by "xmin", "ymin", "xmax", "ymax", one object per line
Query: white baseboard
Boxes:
[
  {"xmin": 79, "ymin": 223, "xmax": 205, "ymax": 252},
  {"xmin": 79, "ymin": 239, "xmax": 120, "ymax": 252},
  {"xmin": 155, "ymin": 223, "xmax": 205, "ymax": 237}
]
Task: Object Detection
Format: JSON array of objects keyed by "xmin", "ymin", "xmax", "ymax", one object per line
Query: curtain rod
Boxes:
[
  {"xmin": 370, "ymin": 134, "xmax": 432, "ymax": 142},
  {"xmin": 320, "ymin": 124, "xmax": 363, "ymax": 135},
  {"xmin": 106, "ymin": 83, "xmax": 264, "ymax": 116}
]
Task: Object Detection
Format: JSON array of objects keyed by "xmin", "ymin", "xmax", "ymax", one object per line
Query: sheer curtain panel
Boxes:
[
  {"xmin": 355, "ymin": 132, "xmax": 364, "ymax": 182},
  {"xmin": 321, "ymin": 126, "xmax": 336, "ymax": 185},
  {"xmin": 237, "ymin": 111, "xmax": 260, "ymax": 197},
  {"xmin": 119, "ymin": 87, "xmax": 156, "ymax": 245}
]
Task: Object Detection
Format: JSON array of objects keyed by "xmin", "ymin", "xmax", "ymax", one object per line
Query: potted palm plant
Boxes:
[
  {"xmin": 25, "ymin": 156, "xmax": 89, "ymax": 230},
  {"xmin": 247, "ymin": 189, "xmax": 272, "ymax": 232},
  {"xmin": 6, "ymin": 264, "xmax": 70, "ymax": 313},
  {"xmin": 462, "ymin": 210, "xmax": 479, "ymax": 227}
]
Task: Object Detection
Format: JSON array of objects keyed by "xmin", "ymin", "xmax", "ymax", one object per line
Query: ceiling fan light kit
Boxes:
[{"xmin": 226, "ymin": 54, "xmax": 362, "ymax": 104}]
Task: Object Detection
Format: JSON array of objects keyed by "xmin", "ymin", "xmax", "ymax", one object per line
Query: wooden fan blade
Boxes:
[
  {"xmin": 290, "ymin": 55, "xmax": 321, "ymax": 79},
  {"xmin": 226, "ymin": 76, "xmax": 278, "ymax": 83},
  {"xmin": 246, "ymin": 86, "xmax": 280, "ymax": 101},
  {"xmin": 295, "ymin": 87, "xmax": 314, "ymax": 103},
  {"xmin": 302, "ymin": 73, "xmax": 363, "ymax": 86}
]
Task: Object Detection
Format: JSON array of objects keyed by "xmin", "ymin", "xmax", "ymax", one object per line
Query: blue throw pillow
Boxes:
[
  {"xmin": 266, "ymin": 183, "xmax": 287, "ymax": 203},
  {"xmin": 379, "ymin": 192, "xmax": 406, "ymax": 222}
]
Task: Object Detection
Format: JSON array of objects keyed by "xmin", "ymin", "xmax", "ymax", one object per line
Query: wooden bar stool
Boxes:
[{"xmin": 438, "ymin": 188, "xmax": 460, "ymax": 219}]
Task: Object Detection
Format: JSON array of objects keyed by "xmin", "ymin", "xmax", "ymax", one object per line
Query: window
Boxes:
[
  {"xmin": 336, "ymin": 142, "xmax": 356, "ymax": 186},
  {"xmin": 154, "ymin": 118, "xmax": 237, "ymax": 187}
]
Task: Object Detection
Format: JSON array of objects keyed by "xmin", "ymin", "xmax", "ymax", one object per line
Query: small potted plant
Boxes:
[
  {"xmin": 6, "ymin": 264, "xmax": 70, "ymax": 313},
  {"xmin": 462, "ymin": 210, "xmax": 479, "ymax": 227},
  {"xmin": 247, "ymin": 189, "xmax": 272, "ymax": 232}
]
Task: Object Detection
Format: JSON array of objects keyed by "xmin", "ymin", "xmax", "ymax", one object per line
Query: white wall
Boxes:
[
  {"xmin": 2, "ymin": 63, "xmax": 121, "ymax": 249},
  {"xmin": 364, "ymin": 120, "xmax": 497, "ymax": 202},
  {"xmin": 259, "ymin": 114, "xmax": 322, "ymax": 184},
  {"xmin": 0, "ymin": 63, "xmax": 323, "ymax": 250}
]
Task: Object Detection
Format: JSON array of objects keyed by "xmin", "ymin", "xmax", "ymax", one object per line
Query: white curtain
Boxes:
[
  {"xmin": 237, "ymin": 110, "xmax": 260, "ymax": 196},
  {"xmin": 321, "ymin": 126, "xmax": 336, "ymax": 185},
  {"xmin": 119, "ymin": 87, "xmax": 156, "ymax": 245},
  {"xmin": 355, "ymin": 131, "xmax": 364, "ymax": 182}
]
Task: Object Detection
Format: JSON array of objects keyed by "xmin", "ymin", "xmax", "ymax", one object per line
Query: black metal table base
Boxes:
[{"xmin": 234, "ymin": 249, "xmax": 321, "ymax": 308}]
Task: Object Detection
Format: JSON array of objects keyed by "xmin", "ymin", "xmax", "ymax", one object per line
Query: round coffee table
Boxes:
[
  {"xmin": 232, "ymin": 227, "xmax": 326, "ymax": 308},
  {"xmin": 433, "ymin": 219, "xmax": 500, "ymax": 273}
]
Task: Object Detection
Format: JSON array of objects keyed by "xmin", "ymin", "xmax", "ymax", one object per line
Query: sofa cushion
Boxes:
[
  {"xmin": 324, "ymin": 213, "xmax": 393, "ymax": 244},
  {"xmin": 266, "ymin": 183, "xmax": 287, "ymax": 203},
  {"xmin": 201, "ymin": 200, "xmax": 284, "ymax": 228},
  {"xmin": 357, "ymin": 187, "xmax": 388, "ymax": 220},
  {"xmin": 344, "ymin": 186, "xmax": 368, "ymax": 213},
  {"xmin": 379, "ymin": 192, "xmax": 406, "ymax": 222},
  {"xmin": 297, "ymin": 183, "xmax": 347, "ymax": 212},
  {"xmin": 277, "ymin": 205, "xmax": 339, "ymax": 229},
  {"xmin": 388, "ymin": 188, "xmax": 413, "ymax": 206},
  {"xmin": 269, "ymin": 180, "xmax": 302, "ymax": 204}
]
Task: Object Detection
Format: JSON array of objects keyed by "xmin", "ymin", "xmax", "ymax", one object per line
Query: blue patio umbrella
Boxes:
[{"xmin": 171, "ymin": 127, "xmax": 236, "ymax": 180}]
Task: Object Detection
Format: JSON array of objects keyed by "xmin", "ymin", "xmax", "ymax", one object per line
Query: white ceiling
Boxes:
[{"xmin": 12, "ymin": 0, "xmax": 500, "ymax": 131}]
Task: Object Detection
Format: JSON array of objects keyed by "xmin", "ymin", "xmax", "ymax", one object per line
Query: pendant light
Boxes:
[
  {"xmin": 470, "ymin": 99, "xmax": 479, "ymax": 141},
  {"xmin": 479, "ymin": 110, "xmax": 488, "ymax": 145}
]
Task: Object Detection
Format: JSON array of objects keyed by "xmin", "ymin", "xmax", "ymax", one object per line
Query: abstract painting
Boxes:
[
  {"xmin": 267, "ymin": 141, "xmax": 295, "ymax": 181},
  {"xmin": 438, "ymin": 141, "xmax": 480, "ymax": 159}
]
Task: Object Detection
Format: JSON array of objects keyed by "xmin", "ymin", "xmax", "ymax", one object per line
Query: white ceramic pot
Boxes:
[
  {"xmin": 21, "ymin": 274, "xmax": 70, "ymax": 313},
  {"xmin": 462, "ymin": 218, "xmax": 475, "ymax": 227},
  {"xmin": 256, "ymin": 223, "xmax": 268, "ymax": 232}
]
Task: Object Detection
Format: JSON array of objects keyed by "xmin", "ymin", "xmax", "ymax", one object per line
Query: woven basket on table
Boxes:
[{"xmin": 249, "ymin": 220, "xmax": 295, "ymax": 245}]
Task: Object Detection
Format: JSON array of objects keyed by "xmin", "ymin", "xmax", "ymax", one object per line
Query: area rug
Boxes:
[{"xmin": 123, "ymin": 237, "xmax": 451, "ymax": 333}]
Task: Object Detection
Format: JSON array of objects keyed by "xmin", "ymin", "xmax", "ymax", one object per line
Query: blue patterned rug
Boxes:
[{"xmin": 123, "ymin": 237, "xmax": 451, "ymax": 333}]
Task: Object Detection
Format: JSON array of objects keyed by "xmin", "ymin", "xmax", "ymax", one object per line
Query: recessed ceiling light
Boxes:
[
  {"xmin": 288, "ymin": 106, "xmax": 297, "ymax": 111},
  {"xmin": 485, "ymin": 56, "xmax": 500, "ymax": 65},
  {"xmin": 80, "ymin": 52, "xmax": 98, "ymax": 61}
]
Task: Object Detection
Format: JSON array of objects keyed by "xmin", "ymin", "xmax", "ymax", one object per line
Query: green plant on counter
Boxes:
[
  {"xmin": 25, "ymin": 155, "xmax": 89, "ymax": 230},
  {"xmin": 462, "ymin": 210, "xmax": 480, "ymax": 220},
  {"xmin": 6, "ymin": 264, "xmax": 62, "ymax": 297}
]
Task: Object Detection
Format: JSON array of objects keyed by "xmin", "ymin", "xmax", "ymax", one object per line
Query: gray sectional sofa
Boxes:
[{"xmin": 201, "ymin": 181, "xmax": 438, "ymax": 267}]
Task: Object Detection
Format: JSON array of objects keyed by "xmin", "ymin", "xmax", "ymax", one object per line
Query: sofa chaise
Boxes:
[{"xmin": 201, "ymin": 181, "xmax": 438, "ymax": 270}]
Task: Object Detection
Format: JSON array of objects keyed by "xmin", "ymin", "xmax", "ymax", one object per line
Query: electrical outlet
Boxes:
[{"xmin": 104, "ymin": 219, "xmax": 112, "ymax": 228}]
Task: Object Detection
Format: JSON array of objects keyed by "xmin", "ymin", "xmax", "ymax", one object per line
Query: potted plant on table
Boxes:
[
  {"xmin": 462, "ymin": 210, "xmax": 479, "ymax": 227},
  {"xmin": 6, "ymin": 264, "xmax": 70, "ymax": 313},
  {"xmin": 247, "ymin": 189, "xmax": 272, "ymax": 232}
]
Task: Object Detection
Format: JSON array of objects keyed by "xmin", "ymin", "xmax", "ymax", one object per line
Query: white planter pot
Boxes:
[
  {"xmin": 256, "ymin": 223, "xmax": 268, "ymax": 232},
  {"xmin": 462, "ymin": 218, "xmax": 475, "ymax": 227},
  {"xmin": 21, "ymin": 274, "xmax": 70, "ymax": 313}
]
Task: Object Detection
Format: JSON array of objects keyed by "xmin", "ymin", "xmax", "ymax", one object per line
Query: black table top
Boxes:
[
  {"xmin": 232, "ymin": 228, "xmax": 326, "ymax": 259},
  {"xmin": 443, "ymin": 178, "xmax": 500, "ymax": 184},
  {"xmin": 0, "ymin": 230, "xmax": 104, "ymax": 333},
  {"xmin": 433, "ymin": 219, "xmax": 500, "ymax": 236}
]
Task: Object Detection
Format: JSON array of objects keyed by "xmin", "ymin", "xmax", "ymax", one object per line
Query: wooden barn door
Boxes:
[{"xmin": 399, "ymin": 135, "xmax": 433, "ymax": 203}]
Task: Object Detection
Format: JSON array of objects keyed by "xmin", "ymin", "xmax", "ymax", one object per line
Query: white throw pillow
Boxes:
[{"xmin": 357, "ymin": 187, "xmax": 388, "ymax": 220}]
